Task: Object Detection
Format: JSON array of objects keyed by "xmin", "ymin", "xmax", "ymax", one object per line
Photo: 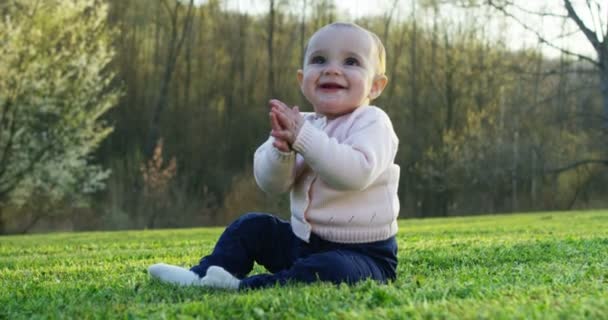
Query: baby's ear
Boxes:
[
  {"xmin": 369, "ymin": 75, "xmax": 388, "ymax": 100},
  {"xmin": 297, "ymin": 70, "xmax": 304, "ymax": 86}
]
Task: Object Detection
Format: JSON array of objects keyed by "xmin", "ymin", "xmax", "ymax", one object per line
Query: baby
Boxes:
[{"xmin": 149, "ymin": 22, "xmax": 400, "ymax": 290}]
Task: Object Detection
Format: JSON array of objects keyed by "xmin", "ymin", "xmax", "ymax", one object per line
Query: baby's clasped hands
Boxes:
[
  {"xmin": 268, "ymin": 100, "xmax": 290, "ymax": 152},
  {"xmin": 269, "ymin": 99, "xmax": 304, "ymax": 150}
]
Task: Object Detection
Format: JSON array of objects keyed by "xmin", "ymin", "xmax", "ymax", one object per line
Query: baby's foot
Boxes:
[
  {"xmin": 200, "ymin": 266, "xmax": 240, "ymax": 290},
  {"xmin": 148, "ymin": 263, "xmax": 202, "ymax": 286}
]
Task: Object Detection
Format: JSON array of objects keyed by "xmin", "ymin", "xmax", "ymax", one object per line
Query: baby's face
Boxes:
[{"xmin": 297, "ymin": 26, "xmax": 386, "ymax": 119}]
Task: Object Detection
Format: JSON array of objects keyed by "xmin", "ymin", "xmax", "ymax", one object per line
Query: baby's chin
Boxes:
[{"xmin": 313, "ymin": 104, "xmax": 359, "ymax": 118}]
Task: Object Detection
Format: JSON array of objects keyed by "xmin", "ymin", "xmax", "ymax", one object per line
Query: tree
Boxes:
[
  {"xmin": 145, "ymin": 0, "xmax": 195, "ymax": 157},
  {"xmin": 0, "ymin": 0, "xmax": 121, "ymax": 233},
  {"xmin": 479, "ymin": 0, "xmax": 608, "ymax": 168},
  {"xmin": 80, "ymin": 0, "xmax": 608, "ymax": 228}
]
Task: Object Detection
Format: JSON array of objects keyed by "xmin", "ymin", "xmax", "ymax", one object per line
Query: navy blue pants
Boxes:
[{"xmin": 190, "ymin": 213, "xmax": 398, "ymax": 290}]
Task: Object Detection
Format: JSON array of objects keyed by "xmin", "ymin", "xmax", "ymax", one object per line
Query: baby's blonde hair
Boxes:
[{"xmin": 305, "ymin": 22, "xmax": 387, "ymax": 76}]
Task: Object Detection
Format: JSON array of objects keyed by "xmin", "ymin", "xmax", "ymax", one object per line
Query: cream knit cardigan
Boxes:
[{"xmin": 254, "ymin": 105, "xmax": 400, "ymax": 244}]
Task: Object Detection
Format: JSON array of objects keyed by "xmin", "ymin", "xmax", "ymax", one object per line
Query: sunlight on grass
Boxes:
[{"xmin": 1, "ymin": 210, "xmax": 607, "ymax": 319}]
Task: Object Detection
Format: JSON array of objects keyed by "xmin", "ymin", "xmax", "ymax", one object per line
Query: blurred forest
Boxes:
[{"xmin": 1, "ymin": 0, "xmax": 607, "ymax": 234}]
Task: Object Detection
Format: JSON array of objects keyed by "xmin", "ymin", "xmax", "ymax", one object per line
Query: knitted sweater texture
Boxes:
[{"xmin": 253, "ymin": 105, "xmax": 400, "ymax": 243}]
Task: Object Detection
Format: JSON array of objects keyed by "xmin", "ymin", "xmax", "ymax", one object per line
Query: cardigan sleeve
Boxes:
[
  {"xmin": 253, "ymin": 137, "xmax": 296, "ymax": 195},
  {"xmin": 291, "ymin": 109, "xmax": 398, "ymax": 191}
]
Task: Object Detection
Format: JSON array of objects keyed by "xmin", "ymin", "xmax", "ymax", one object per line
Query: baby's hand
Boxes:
[
  {"xmin": 269, "ymin": 99, "xmax": 304, "ymax": 146},
  {"xmin": 268, "ymin": 100, "xmax": 291, "ymax": 152}
]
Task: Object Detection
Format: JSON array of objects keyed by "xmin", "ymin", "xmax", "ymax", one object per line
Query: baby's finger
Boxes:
[
  {"xmin": 278, "ymin": 139, "xmax": 290, "ymax": 151},
  {"xmin": 290, "ymin": 106, "xmax": 301, "ymax": 120},
  {"xmin": 274, "ymin": 110, "xmax": 295, "ymax": 130},
  {"xmin": 271, "ymin": 129, "xmax": 287, "ymax": 139},
  {"xmin": 270, "ymin": 112, "xmax": 283, "ymax": 130},
  {"xmin": 269, "ymin": 99, "xmax": 290, "ymax": 112},
  {"xmin": 269, "ymin": 113, "xmax": 278, "ymax": 131},
  {"xmin": 269, "ymin": 99, "xmax": 280, "ymax": 109},
  {"xmin": 271, "ymin": 129, "xmax": 294, "ymax": 143},
  {"xmin": 272, "ymin": 139, "xmax": 290, "ymax": 152}
]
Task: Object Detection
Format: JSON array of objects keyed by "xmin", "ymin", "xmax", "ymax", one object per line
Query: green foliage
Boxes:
[
  {"xmin": 0, "ymin": 211, "xmax": 606, "ymax": 319},
  {"xmin": 0, "ymin": 1, "xmax": 120, "ymax": 215},
  {"xmin": 2, "ymin": 0, "xmax": 600, "ymax": 231}
]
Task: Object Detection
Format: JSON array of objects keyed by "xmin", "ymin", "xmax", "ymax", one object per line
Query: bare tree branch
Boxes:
[
  {"xmin": 299, "ymin": 0, "xmax": 307, "ymax": 63},
  {"xmin": 160, "ymin": 0, "xmax": 173, "ymax": 24},
  {"xmin": 488, "ymin": 1, "xmax": 599, "ymax": 66},
  {"xmin": 585, "ymin": 0, "xmax": 598, "ymax": 34},
  {"xmin": 587, "ymin": 0, "xmax": 606, "ymax": 41},
  {"xmin": 481, "ymin": 0, "xmax": 565, "ymax": 18},
  {"xmin": 504, "ymin": 62, "xmax": 598, "ymax": 76},
  {"xmin": 176, "ymin": 0, "xmax": 195, "ymax": 55},
  {"xmin": 604, "ymin": 0, "xmax": 608, "ymax": 40},
  {"xmin": 564, "ymin": 0, "xmax": 602, "ymax": 52},
  {"xmin": 509, "ymin": 1, "xmax": 567, "ymax": 19},
  {"xmin": 146, "ymin": 0, "xmax": 194, "ymax": 156},
  {"xmin": 551, "ymin": 28, "xmax": 583, "ymax": 41},
  {"xmin": 545, "ymin": 159, "xmax": 608, "ymax": 174},
  {"xmin": 382, "ymin": 0, "xmax": 400, "ymax": 43}
]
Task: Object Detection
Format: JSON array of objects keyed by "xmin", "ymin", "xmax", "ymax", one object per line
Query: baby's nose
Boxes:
[{"xmin": 323, "ymin": 63, "xmax": 341, "ymax": 75}]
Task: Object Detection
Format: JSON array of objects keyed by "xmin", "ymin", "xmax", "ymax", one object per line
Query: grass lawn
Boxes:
[{"xmin": 1, "ymin": 210, "xmax": 607, "ymax": 319}]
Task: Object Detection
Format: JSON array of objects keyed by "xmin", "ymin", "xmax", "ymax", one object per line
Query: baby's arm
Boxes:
[
  {"xmin": 253, "ymin": 100, "xmax": 298, "ymax": 194},
  {"xmin": 253, "ymin": 136, "xmax": 296, "ymax": 195},
  {"xmin": 293, "ymin": 110, "xmax": 398, "ymax": 191}
]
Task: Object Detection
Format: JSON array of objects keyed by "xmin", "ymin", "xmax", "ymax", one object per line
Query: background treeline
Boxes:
[{"xmin": 1, "ymin": 0, "xmax": 606, "ymax": 234}]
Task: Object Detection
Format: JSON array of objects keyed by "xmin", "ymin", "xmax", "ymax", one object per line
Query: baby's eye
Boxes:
[
  {"xmin": 310, "ymin": 56, "xmax": 326, "ymax": 64},
  {"xmin": 344, "ymin": 57, "xmax": 359, "ymax": 66}
]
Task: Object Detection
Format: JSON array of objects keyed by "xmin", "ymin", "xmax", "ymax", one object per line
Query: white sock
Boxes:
[
  {"xmin": 200, "ymin": 266, "xmax": 241, "ymax": 290},
  {"xmin": 148, "ymin": 263, "xmax": 202, "ymax": 286}
]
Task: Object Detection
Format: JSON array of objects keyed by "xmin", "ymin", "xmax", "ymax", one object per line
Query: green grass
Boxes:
[{"xmin": 1, "ymin": 210, "xmax": 607, "ymax": 319}]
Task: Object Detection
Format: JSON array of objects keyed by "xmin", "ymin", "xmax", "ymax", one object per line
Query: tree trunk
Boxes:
[
  {"xmin": 382, "ymin": 0, "xmax": 400, "ymax": 49},
  {"xmin": 0, "ymin": 205, "xmax": 5, "ymax": 235},
  {"xmin": 267, "ymin": 0, "xmax": 275, "ymax": 98},
  {"xmin": 444, "ymin": 32, "xmax": 454, "ymax": 131},
  {"xmin": 154, "ymin": 2, "xmax": 161, "ymax": 67},
  {"xmin": 185, "ymin": 17, "xmax": 193, "ymax": 108},
  {"xmin": 385, "ymin": 25, "xmax": 407, "ymax": 109},
  {"xmin": 421, "ymin": 190, "xmax": 449, "ymax": 217},
  {"xmin": 512, "ymin": 129, "xmax": 519, "ymax": 212},
  {"xmin": 146, "ymin": 1, "xmax": 194, "ymax": 157},
  {"xmin": 300, "ymin": 0, "xmax": 307, "ymax": 65},
  {"xmin": 409, "ymin": 2, "xmax": 421, "ymax": 217},
  {"xmin": 530, "ymin": 48, "xmax": 543, "ymax": 210},
  {"xmin": 531, "ymin": 148, "xmax": 538, "ymax": 209},
  {"xmin": 600, "ymin": 52, "xmax": 608, "ymax": 131}
]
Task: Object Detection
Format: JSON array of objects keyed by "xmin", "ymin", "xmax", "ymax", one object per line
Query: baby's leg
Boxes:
[
  {"xmin": 148, "ymin": 263, "xmax": 202, "ymax": 286},
  {"xmin": 149, "ymin": 212, "xmax": 295, "ymax": 286},
  {"xmin": 199, "ymin": 265, "xmax": 241, "ymax": 290},
  {"xmin": 238, "ymin": 249, "xmax": 391, "ymax": 290},
  {"xmin": 190, "ymin": 212, "xmax": 299, "ymax": 278}
]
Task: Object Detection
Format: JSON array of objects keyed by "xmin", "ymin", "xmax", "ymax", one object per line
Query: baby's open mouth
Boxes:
[{"xmin": 319, "ymin": 83, "xmax": 346, "ymax": 89}]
